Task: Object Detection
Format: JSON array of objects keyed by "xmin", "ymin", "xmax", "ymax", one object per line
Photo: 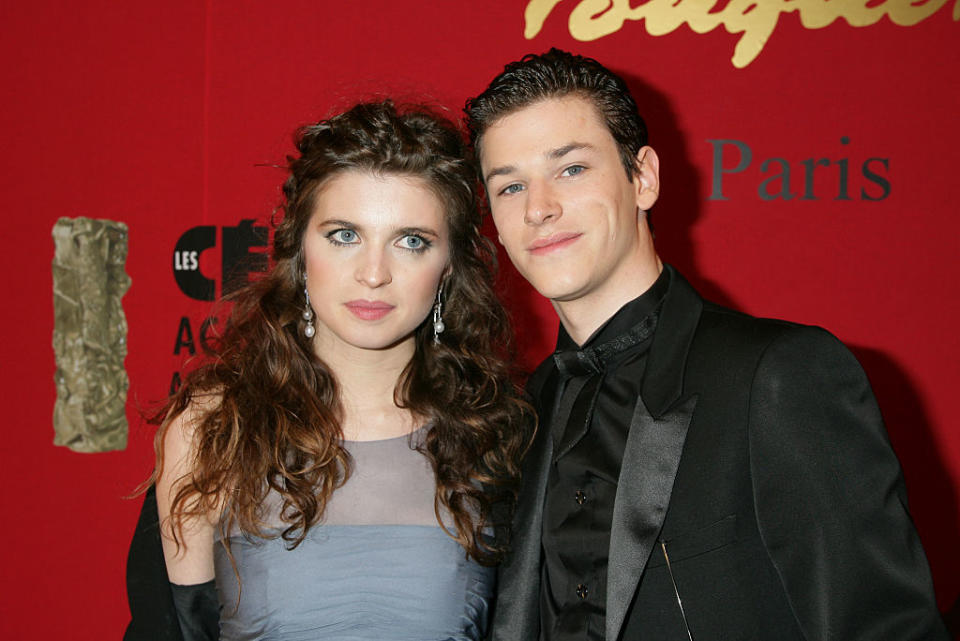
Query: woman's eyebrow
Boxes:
[
  {"xmin": 395, "ymin": 226, "xmax": 440, "ymax": 238},
  {"xmin": 317, "ymin": 219, "xmax": 359, "ymax": 229},
  {"xmin": 318, "ymin": 220, "xmax": 440, "ymax": 238}
]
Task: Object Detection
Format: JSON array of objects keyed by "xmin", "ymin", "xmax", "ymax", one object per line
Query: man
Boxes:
[{"xmin": 465, "ymin": 49, "xmax": 948, "ymax": 641}]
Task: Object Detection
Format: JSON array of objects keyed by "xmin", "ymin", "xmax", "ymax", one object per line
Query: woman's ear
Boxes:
[{"xmin": 633, "ymin": 146, "xmax": 660, "ymax": 211}]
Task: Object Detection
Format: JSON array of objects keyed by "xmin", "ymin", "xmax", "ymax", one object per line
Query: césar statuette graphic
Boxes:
[{"xmin": 51, "ymin": 216, "xmax": 131, "ymax": 453}]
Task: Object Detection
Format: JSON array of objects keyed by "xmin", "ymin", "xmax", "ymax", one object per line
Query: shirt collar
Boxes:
[{"xmin": 556, "ymin": 266, "xmax": 671, "ymax": 353}]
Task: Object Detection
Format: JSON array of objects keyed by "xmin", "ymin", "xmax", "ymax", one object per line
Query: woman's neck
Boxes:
[{"xmin": 319, "ymin": 338, "xmax": 419, "ymax": 441}]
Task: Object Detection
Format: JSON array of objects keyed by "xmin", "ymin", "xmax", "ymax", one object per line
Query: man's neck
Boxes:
[{"xmin": 554, "ymin": 255, "xmax": 663, "ymax": 346}]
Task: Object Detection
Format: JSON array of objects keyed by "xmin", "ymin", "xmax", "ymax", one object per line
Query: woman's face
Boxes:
[{"xmin": 301, "ymin": 170, "xmax": 451, "ymax": 355}]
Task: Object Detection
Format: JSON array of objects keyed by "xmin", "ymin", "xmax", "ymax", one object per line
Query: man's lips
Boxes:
[
  {"xmin": 344, "ymin": 300, "xmax": 395, "ymax": 320},
  {"xmin": 527, "ymin": 232, "xmax": 582, "ymax": 255}
]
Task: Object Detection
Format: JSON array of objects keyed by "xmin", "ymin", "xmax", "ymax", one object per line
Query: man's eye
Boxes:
[
  {"xmin": 500, "ymin": 183, "xmax": 524, "ymax": 196},
  {"xmin": 328, "ymin": 229, "xmax": 359, "ymax": 245},
  {"xmin": 561, "ymin": 165, "xmax": 585, "ymax": 177}
]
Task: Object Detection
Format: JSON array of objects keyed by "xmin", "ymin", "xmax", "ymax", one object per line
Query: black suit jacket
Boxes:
[{"xmin": 492, "ymin": 266, "xmax": 948, "ymax": 641}]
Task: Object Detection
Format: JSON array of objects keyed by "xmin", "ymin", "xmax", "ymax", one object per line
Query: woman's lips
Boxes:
[
  {"xmin": 528, "ymin": 232, "xmax": 582, "ymax": 255},
  {"xmin": 344, "ymin": 300, "xmax": 395, "ymax": 320}
]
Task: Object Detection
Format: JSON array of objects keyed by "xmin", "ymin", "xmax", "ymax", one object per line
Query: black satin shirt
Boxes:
[{"xmin": 539, "ymin": 269, "xmax": 670, "ymax": 641}]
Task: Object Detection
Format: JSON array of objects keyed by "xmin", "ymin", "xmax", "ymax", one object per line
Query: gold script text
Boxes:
[{"xmin": 524, "ymin": 0, "xmax": 959, "ymax": 68}]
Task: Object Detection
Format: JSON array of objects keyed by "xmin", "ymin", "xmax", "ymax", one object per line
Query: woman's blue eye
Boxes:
[
  {"xmin": 500, "ymin": 183, "xmax": 524, "ymax": 196},
  {"xmin": 328, "ymin": 229, "xmax": 358, "ymax": 245},
  {"xmin": 562, "ymin": 165, "xmax": 585, "ymax": 177},
  {"xmin": 399, "ymin": 235, "xmax": 430, "ymax": 252}
]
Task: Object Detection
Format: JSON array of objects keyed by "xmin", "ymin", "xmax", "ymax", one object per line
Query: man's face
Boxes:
[{"xmin": 479, "ymin": 96, "xmax": 658, "ymax": 308}]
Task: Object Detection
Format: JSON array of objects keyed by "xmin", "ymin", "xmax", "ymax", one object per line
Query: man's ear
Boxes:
[{"xmin": 633, "ymin": 146, "xmax": 660, "ymax": 211}]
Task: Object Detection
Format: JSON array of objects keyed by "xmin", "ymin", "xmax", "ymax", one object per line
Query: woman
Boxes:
[{"xmin": 148, "ymin": 101, "xmax": 531, "ymax": 640}]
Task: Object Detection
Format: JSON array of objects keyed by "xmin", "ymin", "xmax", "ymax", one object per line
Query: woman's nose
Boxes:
[{"xmin": 354, "ymin": 250, "xmax": 392, "ymax": 288}]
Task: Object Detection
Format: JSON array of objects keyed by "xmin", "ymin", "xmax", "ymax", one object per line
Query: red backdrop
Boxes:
[{"xmin": 1, "ymin": 2, "xmax": 957, "ymax": 638}]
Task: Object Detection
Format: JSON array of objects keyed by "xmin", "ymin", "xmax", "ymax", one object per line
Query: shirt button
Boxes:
[
  {"xmin": 574, "ymin": 490, "xmax": 587, "ymax": 505},
  {"xmin": 576, "ymin": 583, "xmax": 589, "ymax": 599}
]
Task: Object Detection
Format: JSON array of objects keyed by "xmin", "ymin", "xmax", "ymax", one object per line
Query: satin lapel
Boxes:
[
  {"xmin": 606, "ymin": 393, "xmax": 698, "ymax": 641},
  {"xmin": 492, "ymin": 419, "xmax": 553, "ymax": 641},
  {"xmin": 491, "ymin": 364, "xmax": 558, "ymax": 641},
  {"xmin": 605, "ymin": 265, "xmax": 704, "ymax": 641}
]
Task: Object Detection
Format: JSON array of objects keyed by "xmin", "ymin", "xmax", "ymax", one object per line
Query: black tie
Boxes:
[{"xmin": 549, "ymin": 313, "xmax": 659, "ymax": 461}]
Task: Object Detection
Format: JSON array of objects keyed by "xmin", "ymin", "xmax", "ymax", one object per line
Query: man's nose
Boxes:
[
  {"xmin": 354, "ymin": 249, "xmax": 392, "ymax": 288},
  {"xmin": 523, "ymin": 181, "xmax": 562, "ymax": 225}
]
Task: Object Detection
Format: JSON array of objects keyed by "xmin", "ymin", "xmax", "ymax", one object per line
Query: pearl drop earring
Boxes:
[
  {"xmin": 432, "ymin": 285, "xmax": 445, "ymax": 343},
  {"xmin": 303, "ymin": 283, "xmax": 315, "ymax": 339}
]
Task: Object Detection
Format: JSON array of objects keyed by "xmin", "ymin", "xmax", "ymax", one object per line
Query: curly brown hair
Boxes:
[{"xmin": 151, "ymin": 100, "xmax": 533, "ymax": 566}]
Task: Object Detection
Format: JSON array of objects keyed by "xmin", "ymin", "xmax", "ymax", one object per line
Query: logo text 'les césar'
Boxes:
[{"xmin": 524, "ymin": 0, "xmax": 959, "ymax": 68}]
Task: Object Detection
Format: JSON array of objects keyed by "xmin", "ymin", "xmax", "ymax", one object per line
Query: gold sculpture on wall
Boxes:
[{"xmin": 52, "ymin": 217, "xmax": 131, "ymax": 453}]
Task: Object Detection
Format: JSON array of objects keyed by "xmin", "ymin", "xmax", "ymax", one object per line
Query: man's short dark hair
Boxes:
[{"xmin": 464, "ymin": 48, "xmax": 648, "ymax": 180}]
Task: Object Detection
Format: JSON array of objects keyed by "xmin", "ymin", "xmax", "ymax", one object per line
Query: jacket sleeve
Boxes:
[{"xmin": 748, "ymin": 326, "xmax": 948, "ymax": 641}]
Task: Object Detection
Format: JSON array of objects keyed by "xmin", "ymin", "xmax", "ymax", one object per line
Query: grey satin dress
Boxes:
[{"xmin": 213, "ymin": 430, "xmax": 495, "ymax": 641}]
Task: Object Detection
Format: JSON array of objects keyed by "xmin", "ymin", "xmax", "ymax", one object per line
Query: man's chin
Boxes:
[
  {"xmin": 540, "ymin": 284, "xmax": 589, "ymax": 304},
  {"xmin": 518, "ymin": 269, "xmax": 594, "ymax": 303}
]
